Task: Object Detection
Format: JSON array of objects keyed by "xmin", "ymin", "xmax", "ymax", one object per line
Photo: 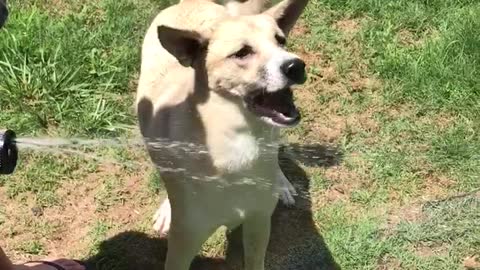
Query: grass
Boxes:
[
  {"xmin": 391, "ymin": 196, "xmax": 480, "ymax": 269},
  {"xmin": 0, "ymin": 0, "xmax": 163, "ymax": 136},
  {"xmin": 17, "ymin": 240, "xmax": 45, "ymax": 256},
  {"xmin": 0, "ymin": 0, "xmax": 479, "ymax": 269}
]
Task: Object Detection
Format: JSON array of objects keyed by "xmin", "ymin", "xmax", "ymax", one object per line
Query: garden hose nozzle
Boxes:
[{"xmin": 0, "ymin": 129, "xmax": 18, "ymax": 174}]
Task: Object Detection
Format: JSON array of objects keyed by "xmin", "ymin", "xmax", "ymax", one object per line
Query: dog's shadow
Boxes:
[{"xmin": 83, "ymin": 144, "xmax": 342, "ymax": 270}]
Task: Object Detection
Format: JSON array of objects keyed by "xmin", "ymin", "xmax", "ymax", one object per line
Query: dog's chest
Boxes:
[
  {"xmin": 211, "ymin": 132, "xmax": 262, "ymax": 172},
  {"xmin": 197, "ymin": 92, "xmax": 277, "ymax": 173}
]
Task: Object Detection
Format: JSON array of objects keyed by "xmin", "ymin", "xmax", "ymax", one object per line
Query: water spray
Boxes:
[{"xmin": 0, "ymin": 129, "xmax": 18, "ymax": 175}]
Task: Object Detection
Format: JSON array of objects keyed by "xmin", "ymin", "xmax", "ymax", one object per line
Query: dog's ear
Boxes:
[
  {"xmin": 225, "ymin": 0, "xmax": 269, "ymax": 16},
  {"xmin": 264, "ymin": 0, "xmax": 308, "ymax": 36},
  {"xmin": 157, "ymin": 25, "xmax": 208, "ymax": 67}
]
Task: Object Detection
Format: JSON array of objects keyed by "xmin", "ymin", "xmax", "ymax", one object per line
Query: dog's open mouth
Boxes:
[{"xmin": 245, "ymin": 88, "xmax": 301, "ymax": 127}]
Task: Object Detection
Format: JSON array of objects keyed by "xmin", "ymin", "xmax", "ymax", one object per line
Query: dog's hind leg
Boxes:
[
  {"xmin": 277, "ymin": 167, "xmax": 297, "ymax": 205},
  {"xmin": 242, "ymin": 214, "xmax": 271, "ymax": 270}
]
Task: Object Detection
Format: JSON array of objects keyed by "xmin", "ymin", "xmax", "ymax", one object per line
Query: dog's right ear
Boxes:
[
  {"xmin": 157, "ymin": 25, "xmax": 208, "ymax": 67},
  {"xmin": 264, "ymin": 0, "xmax": 308, "ymax": 36}
]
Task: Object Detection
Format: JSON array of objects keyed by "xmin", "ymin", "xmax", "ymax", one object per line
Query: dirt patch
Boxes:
[
  {"xmin": 0, "ymin": 157, "xmax": 157, "ymax": 263},
  {"xmin": 323, "ymin": 184, "xmax": 349, "ymax": 202},
  {"xmin": 349, "ymin": 75, "xmax": 382, "ymax": 93},
  {"xmin": 397, "ymin": 28, "xmax": 440, "ymax": 48},
  {"xmin": 321, "ymin": 66, "xmax": 340, "ymax": 85},
  {"xmin": 310, "ymin": 166, "xmax": 364, "ymax": 209},
  {"xmin": 334, "ymin": 19, "xmax": 361, "ymax": 36},
  {"xmin": 287, "ymin": 17, "xmax": 389, "ymax": 217},
  {"xmin": 0, "ymin": 190, "xmax": 43, "ymax": 261},
  {"xmin": 414, "ymin": 243, "xmax": 449, "ymax": 258},
  {"xmin": 290, "ymin": 16, "xmax": 384, "ymax": 145},
  {"xmin": 421, "ymin": 112, "xmax": 457, "ymax": 131},
  {"xmin": 311, "ymin": 118, "xmax": 346, "ymax": 143},
  {"xmin": 421, "ymin": 174, "xmax": 457, "ymax": 198},
  {"xmin": 42, "ymin": 181, "xmax": 99, "ymax": 258},
  {"xmin": 291, "ymin": 22, "xmax": 311, "ymax": 37},
  {"xmin": 397, "ymin": 29, "xmax": 420, "ymax": 47},
  {"xmin": 290, "ymin": 23, "xmax": 323, "ymax": 69},
  {"xmin": 31, "ymin": 0, "xmax": 106, "ymax": 21},
  {"xmin": 377, "ymin": 255, "xmax": 402, "ymax": 270},
  {"xmin": 383, "ymin": 103, "xmax": 417, "ymax": 119},
  {"xmin": 432, "ymin": 114, "xmax": 456, "ymax": 130},
  {"xmin": 25, "ymin": 164, "xmax": 124, "ymax": 260},
  {"xmin": 384, "ymin": 203, "xmax": 424, "ymax": 232},
  {"xmin": 34, "ymin": 0, "xmax": 79, "ymax": 15},
  {"xmin": 464, "ymin": 256, "xmax": 480, "ymax": 270},
  {"xmin": 100, "ymin": 169, "xmax": 159, "ymax": 226},
  {"xmin": 294, "ymin": 79, "xmax": 383, "ymax": 144}
]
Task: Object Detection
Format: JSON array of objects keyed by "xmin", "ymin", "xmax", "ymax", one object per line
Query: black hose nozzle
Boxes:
[{"xmin": 0, "ymin": 129, "xmax": 18, "ymax": 175}]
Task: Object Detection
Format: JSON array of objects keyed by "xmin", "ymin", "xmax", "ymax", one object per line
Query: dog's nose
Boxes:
[{"xmin": 281, "ymin": 58, "xmax": 306, "ymax": 85}]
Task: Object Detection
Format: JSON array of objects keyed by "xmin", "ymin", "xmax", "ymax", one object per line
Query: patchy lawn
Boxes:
[{"xmin": 0, "ymin": 0, "xmax": 479, "ymax": 269}]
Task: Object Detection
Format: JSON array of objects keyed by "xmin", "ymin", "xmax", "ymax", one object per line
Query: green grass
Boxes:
[
  {"xmin": 1, "ymin": 153, "xmax": 88, "ymax": 206},
  {"xmin": 317, "ymin": 195, "xmax": 480, "ymax": 270},
  {"xmin": 17, "ymin": 240, "xmax": 46, "ymax": 256},
  {"xmin": 390, "ymin": 196, "xmax": 480, "ymax": 270},
  {"xmin": 297, "ymin": 0, "xmax": 480, "ymax": 268},
  {"xmin": 95, "ymin": 176, "xmax": 126, "ymax": 212},
  {"xmin": 88, "ymin": 220, "xmax": 115, "ymax": 255},
  {"xmin": 1, "ymin": 0, "xmax": 479, "ymax": 269},
  {"xmin": 0, "ymin": 0, "xmax": 163, "ymax": 136}
]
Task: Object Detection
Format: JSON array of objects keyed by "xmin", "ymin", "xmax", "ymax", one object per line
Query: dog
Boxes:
[
  {"xmin": 136, "ymin": 0, "xmax": 309, "ymax": 268},
  {"xmin": 149, "ymin": 0, "xmax": 303, "ymax": 238}
]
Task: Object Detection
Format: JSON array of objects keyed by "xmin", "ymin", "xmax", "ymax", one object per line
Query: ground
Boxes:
[{"xmin": 0, "ymin": 0, "xmax": 479, "ymax": 269}]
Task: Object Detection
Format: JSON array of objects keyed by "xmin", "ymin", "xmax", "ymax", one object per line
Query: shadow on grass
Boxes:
[{"xmin": 82, "ymin": 144, "xmax": 342, "ymax": 270}]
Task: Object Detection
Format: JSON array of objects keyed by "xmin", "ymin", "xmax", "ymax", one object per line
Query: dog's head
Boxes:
[{"xmin": 158, "ymin": 0, "xmax": 308, "ymax": 127}]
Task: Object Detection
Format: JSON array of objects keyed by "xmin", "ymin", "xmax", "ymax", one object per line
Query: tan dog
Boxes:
[
  {"xmin": 136, "ymin": 0, "xmax": 308, "ymax": 268},
  {"xmin": 149, "ymin": 0, "xmax": 304, "ymax": 237}
]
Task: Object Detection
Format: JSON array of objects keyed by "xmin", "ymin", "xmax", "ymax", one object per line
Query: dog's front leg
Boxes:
[
  {"xmin": 165, "ymin": 219, "xmax": 213, "ymax": 270},
  {"xmin": 153, "ymin": 198, "xmax": 171, "ymax": 236},
  {"xmin": 242, "ymin": 214, "xmax": 271, "ymax": 270}
]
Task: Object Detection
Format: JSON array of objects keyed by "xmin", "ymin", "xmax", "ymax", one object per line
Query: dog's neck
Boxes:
[{"xmin": 196, "ymin": 89, "xmax": 279, "ymax": 173}]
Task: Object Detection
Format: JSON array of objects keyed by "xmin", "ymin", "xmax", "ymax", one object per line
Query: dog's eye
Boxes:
[
  {"xmin": 275, "ymin": 34, "xmax": 286, "ymax": 46},
  {"xmin": 232, "ymin": 45, "xmax": 254, "ymax": 59}
]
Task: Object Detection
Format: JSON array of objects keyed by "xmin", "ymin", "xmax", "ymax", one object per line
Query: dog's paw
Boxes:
[
  {"xmin": 152, "ymin": 198, "xmax": 171, "ymax": 236},
  {"xmin": 277, "ymin": 170, "xmax": 297, "ymax": 206}
]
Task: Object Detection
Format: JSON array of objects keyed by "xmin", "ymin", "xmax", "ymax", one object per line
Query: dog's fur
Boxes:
[
  {"xmin": 136, "ymin": 0, "xmax": 308, "ymax": 269},
  {"xmin": 150, "ymin": 0, "xmax": 303, "ymax": 238}
]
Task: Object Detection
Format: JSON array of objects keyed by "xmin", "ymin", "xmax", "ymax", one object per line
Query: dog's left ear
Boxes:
[
  {"xmin": 264, "ymin": 0, "xmax": 308, "ymax": 36},
  {"xmin": 157, "ymin": 25, "xmax": 208, "ymax": 67}
]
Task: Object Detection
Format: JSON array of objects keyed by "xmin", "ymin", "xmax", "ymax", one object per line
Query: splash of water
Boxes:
[
  {"xmin": 11, "ymin": 136, "xmax": 145, "ymax": 168},
  {"xmin": 13, "ymin": 136, "xmax": 338, "ymax": 168},
  {"xmin": 15, "ymin": 137, "xmax": 144, "ymax": 150},
  {"xmin": 8, "ymin": 135, "xmax": 339, "ymax": 207}
]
